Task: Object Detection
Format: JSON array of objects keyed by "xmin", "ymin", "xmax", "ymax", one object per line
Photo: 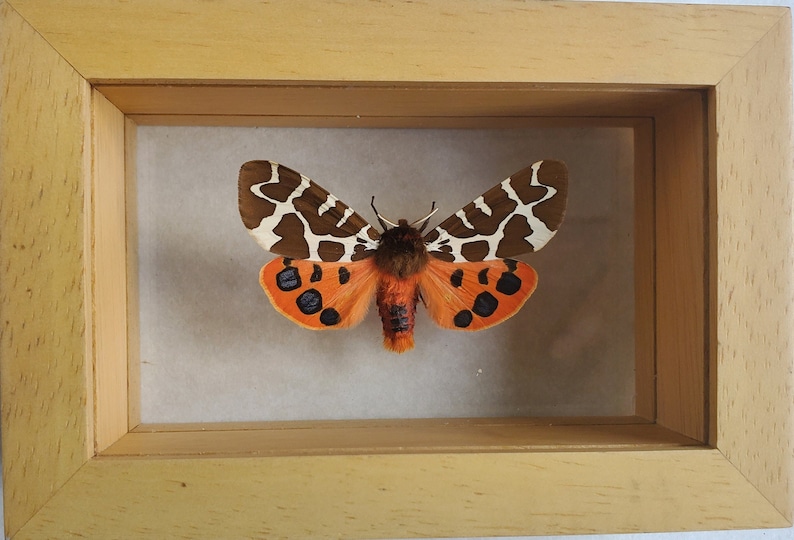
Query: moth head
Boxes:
[{"xmin": 374, "ymin": 218, "xmax": 429, "ymax": 278}]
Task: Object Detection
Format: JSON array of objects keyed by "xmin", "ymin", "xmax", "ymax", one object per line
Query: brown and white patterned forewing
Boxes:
[
  {"xmin": 239, "ymin": 161, "xmax": 380, "ymax": 262},
  {"xmin": 424, "ymin": 160, "xmax": 568, "ymax": 262}
]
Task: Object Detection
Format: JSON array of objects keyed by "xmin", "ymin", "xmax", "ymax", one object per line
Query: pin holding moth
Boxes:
[{"xmin": 238, "ymin": 160, "xmax": 568, "ymax": 353}]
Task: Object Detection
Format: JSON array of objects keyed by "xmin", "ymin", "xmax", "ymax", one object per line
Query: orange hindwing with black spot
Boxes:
[{"xmin": 239, "ymin": 160, "xmax": 568, "ymax": 353}]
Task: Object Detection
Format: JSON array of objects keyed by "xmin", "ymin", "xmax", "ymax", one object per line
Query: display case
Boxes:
[{"xmin": 1, "ymin": 1, "xmax": 791, "ymax": 537}]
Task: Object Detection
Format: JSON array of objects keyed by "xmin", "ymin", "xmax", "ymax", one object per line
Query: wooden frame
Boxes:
[{"xmin": 1, "ymin": 0, "xmax": 791, "ymax": 537}]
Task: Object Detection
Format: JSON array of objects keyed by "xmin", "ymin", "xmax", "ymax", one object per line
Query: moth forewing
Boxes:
[
  {"xmin": 424, "ymin": 160, "xmax": 568, "ymax": 262},
  {"xmin": 238, "ymin": 160, "xmax": 380, "ymax": 262}
]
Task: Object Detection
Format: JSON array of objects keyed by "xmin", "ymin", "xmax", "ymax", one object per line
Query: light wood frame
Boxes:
[{"xmin": 1, "ymin": 1, "xmax": 791, "ymax": 538}]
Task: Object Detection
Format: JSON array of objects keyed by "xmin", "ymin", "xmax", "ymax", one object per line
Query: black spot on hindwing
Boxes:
[
  {"xmin": 496, "ymin": 272, "xmax": 521, "ymax": 295},
  {"xmin": 478, "ymin": 268, "xmax": 489, "ymax": 285},
  {"xmin": 338, "ymin": 267, "xmax": 351, "ymax": 285},
  {"xmin": 472, "ymin": 292, "xmax": 498, "ymax": 317},
  {"xmin": 454, "ymin": 310, "xmax": 473, "ymax": 328},
  {"xmin": 276, "ymin": 266, "xmax": 301, "ymax": 291},
  {"xmin": 296, "ymin": 289, "xmax": 323, "ymax": 315},
  {"xmin": 450, "ymin": 269, "xmax": 464, "ymax": 287},
  {"xmin": 320, "ymin": 308, "xmax": 341, "ymax": 326},
  {"xmin": 310, "ymin": 264, "xmax": 322, "ymax": 282}
]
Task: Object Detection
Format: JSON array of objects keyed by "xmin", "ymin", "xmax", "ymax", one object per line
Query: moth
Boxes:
[{"xmin": 238, "ymin": 160, "xmax": 568, "ymax": 353}]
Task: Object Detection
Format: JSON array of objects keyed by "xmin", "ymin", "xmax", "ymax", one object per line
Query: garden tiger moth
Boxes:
[{"xmin": 239, "ymin": 159, "xmax": 568, "ymax": 353}]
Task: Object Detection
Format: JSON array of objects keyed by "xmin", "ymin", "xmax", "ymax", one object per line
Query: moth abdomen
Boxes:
[{"xmin": 376, "ymin": 272, "xmax": 421, "ymax": 353}]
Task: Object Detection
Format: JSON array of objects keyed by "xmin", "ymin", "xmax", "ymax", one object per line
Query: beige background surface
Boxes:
[{"xmin": 136, "ymin": 126, "xmax": 636, "ymax": 423}]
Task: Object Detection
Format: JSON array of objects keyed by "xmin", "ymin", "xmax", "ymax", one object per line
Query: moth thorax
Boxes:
[{"xmin": 374, "ymin": 220, "xmax": 429, "ymax": 279}]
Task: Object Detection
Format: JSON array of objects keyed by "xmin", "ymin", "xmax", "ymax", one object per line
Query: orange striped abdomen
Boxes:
[{"xmin": 376, "ymin": 272, "xmax": 421, "ymax": 353}]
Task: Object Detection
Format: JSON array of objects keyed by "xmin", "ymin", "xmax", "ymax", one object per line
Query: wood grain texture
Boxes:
[
  {"xmin": 92, "ymin": 90, "xmax": 129, "ymax": 451},
  {"xmin": 714, "ymin": 13, "xmax": 794, "ymax": 521},
  {"xmin": 131, "ymin": 415, "xmax": 656, "ymax": 433},
  {"xmin": 633, "ymin": 119, "xmax": 657, "ymax": 421},
  {"xmin": 15, "ymin": 450, "xmax": 789, "ymax": 539},
  {"xmin": 654, "ymin": 92, "xmax": 709, "ymax": 443},
  {"xmin": 126, "ymin": 118, "xmax": 141, "ymax": 429},
  {"xmin": 125, "ymin": 114, "xmax": 656, "ymax": 129},
  {"xmin": 96, "ymin": 85, "xmax": 700, "ymax": 119},
  {"xmin": 104, "ymin": 420, "xmax": 697, "ymax": 458},
  {"xmin": 0, "ymin": 3, "xmax": 92, "ymax": 536},
  {"xmin": 7, "ymin": 0, "xmax": 789, "ymax": 85}
]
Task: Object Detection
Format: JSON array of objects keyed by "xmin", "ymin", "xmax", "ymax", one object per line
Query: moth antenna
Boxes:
[
  {"xmin": 411, "ymin": 201, "xmax": 438, "ymax": 233},
  {"xmin": 371, "ymin": 196, "xmax": 398, "ymax": 230},
  {"xmin": 380, "ymin": 214, "xmax": 400, "ymax": 229}
]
